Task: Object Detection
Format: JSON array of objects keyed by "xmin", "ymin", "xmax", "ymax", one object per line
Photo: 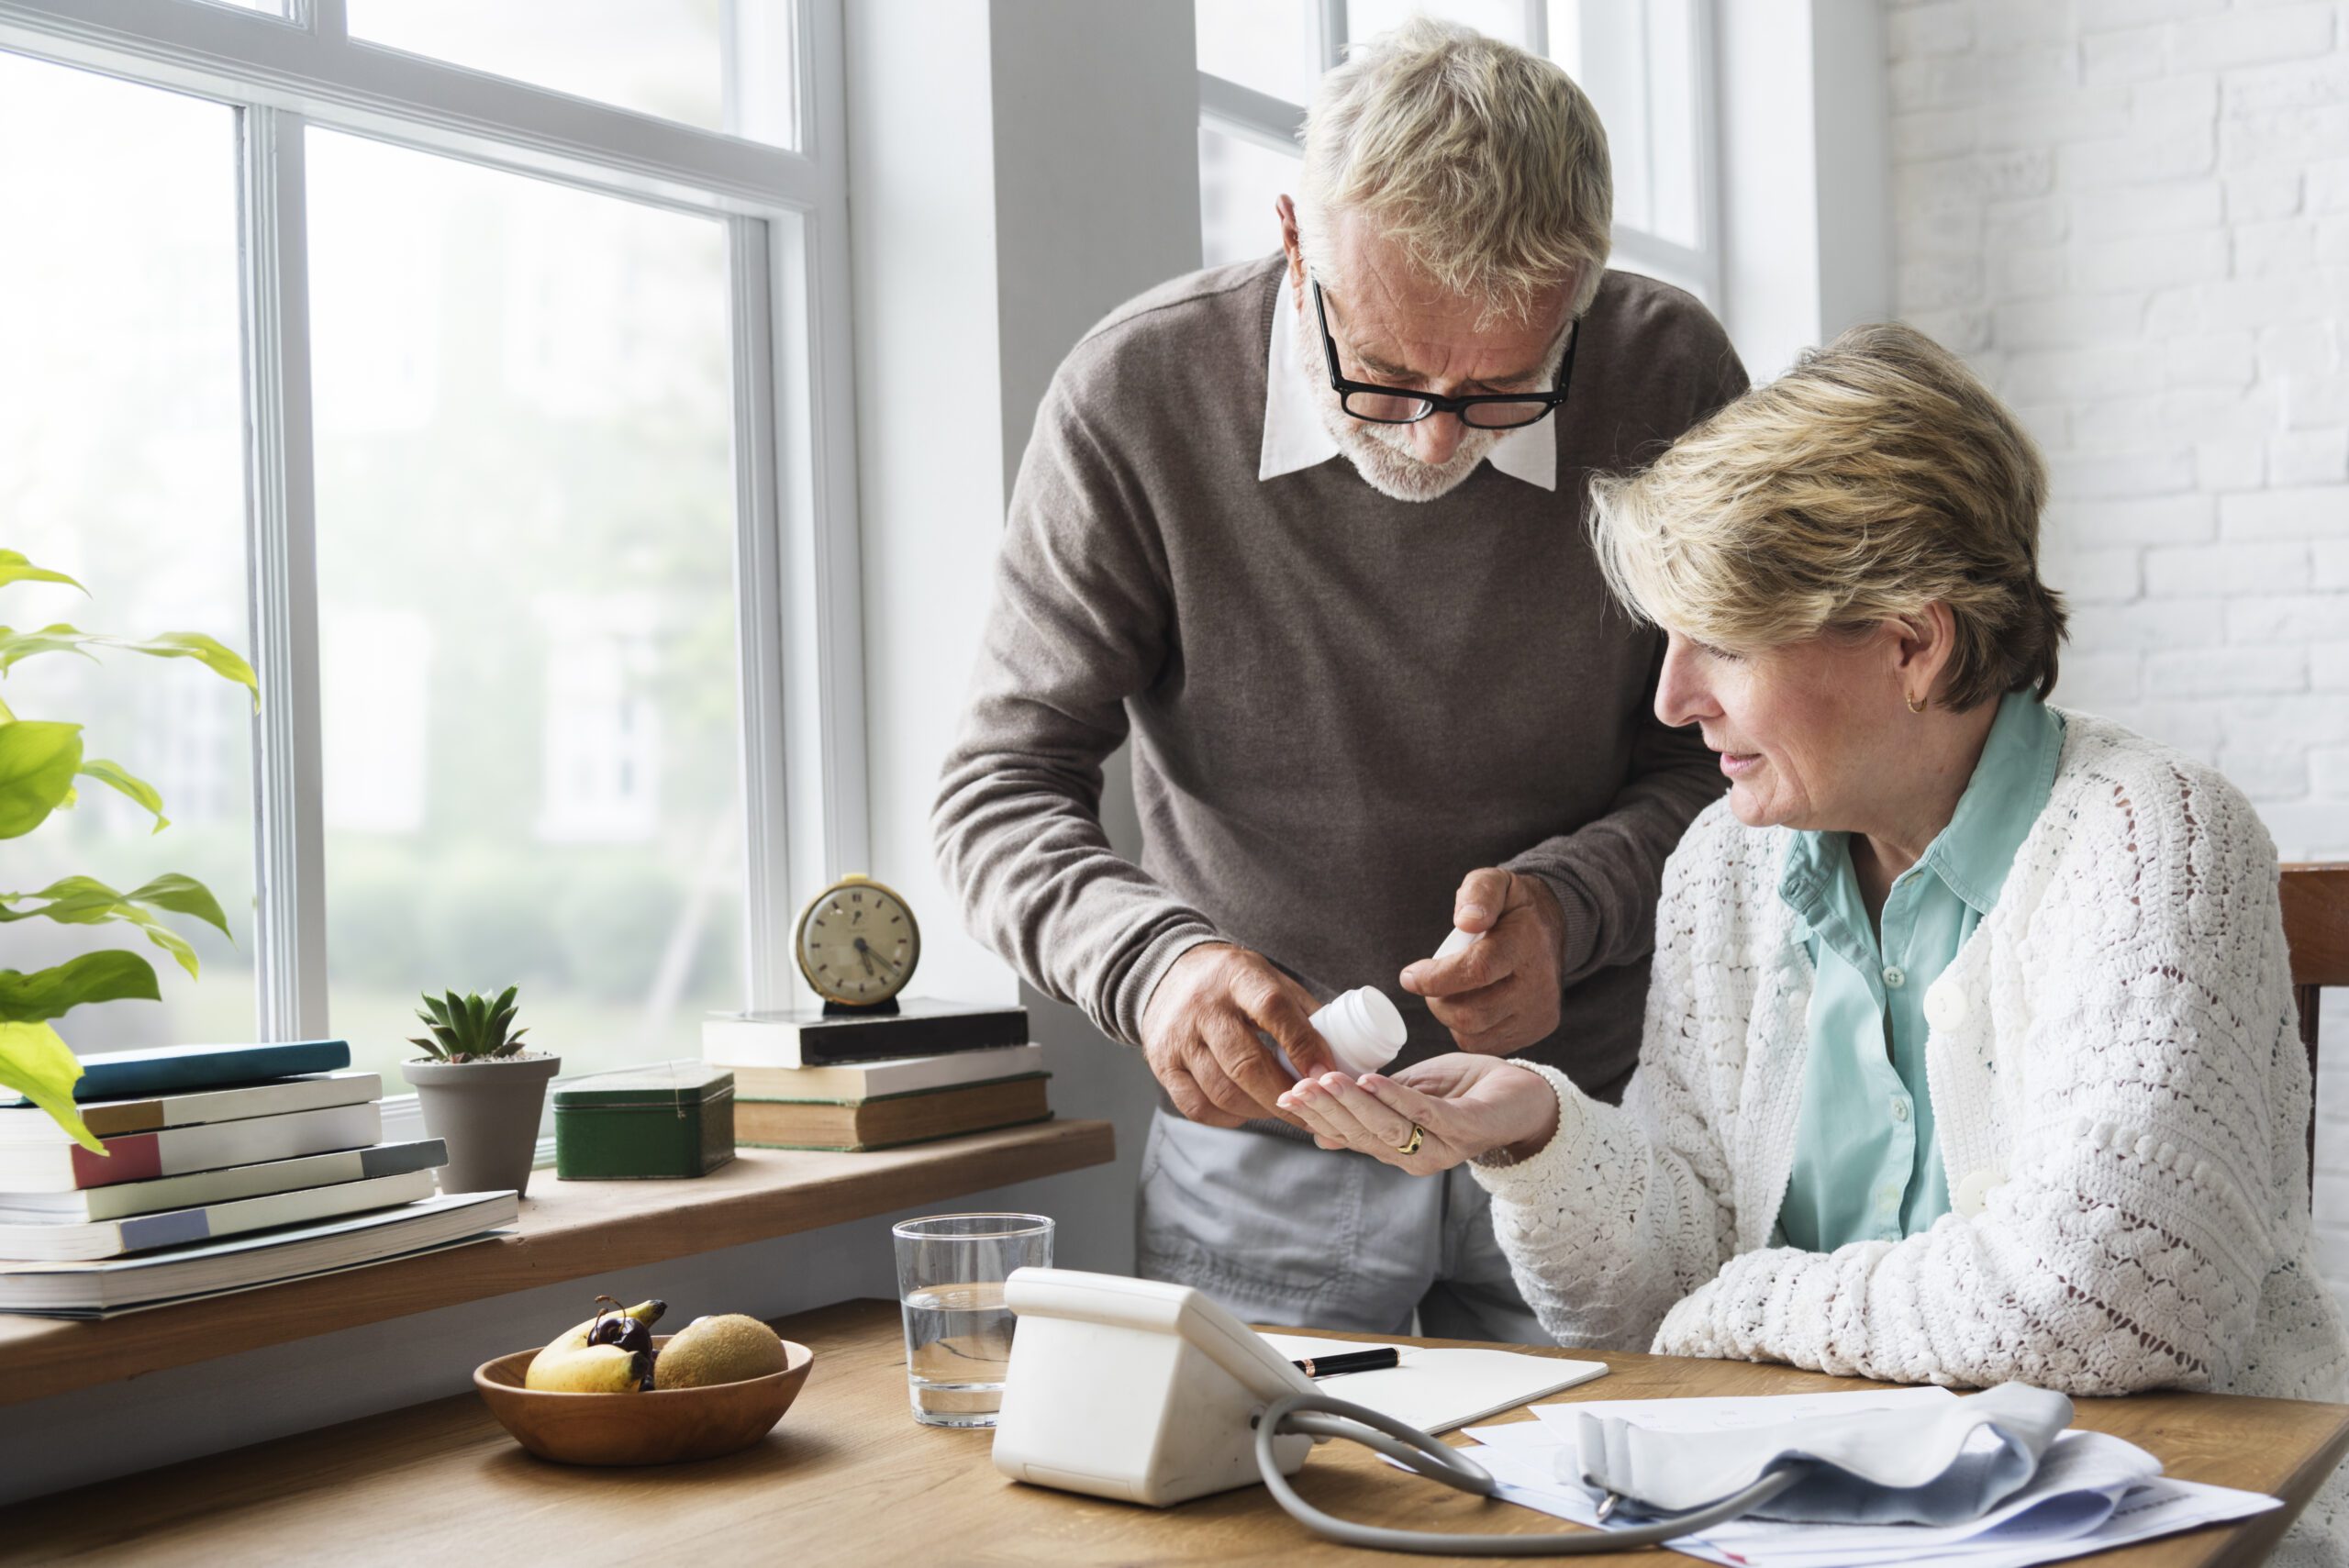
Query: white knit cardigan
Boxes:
[{"xmin": 1475, "ymin": 710, "xmax": 2349, "ymax": 1412}]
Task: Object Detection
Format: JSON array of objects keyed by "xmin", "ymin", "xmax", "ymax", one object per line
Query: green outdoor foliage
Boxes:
[
  {"xmin": 0, "ymin": 550, "xmax": 257, "ymax": 1151},
  {"xmin": 410, "ymin": 985, "xmax": 530, "ymax": 1062}
]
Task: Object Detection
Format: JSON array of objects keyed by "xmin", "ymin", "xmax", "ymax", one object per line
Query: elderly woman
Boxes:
[{"xmin": 1281, "ymin": 324, "xmax": 2349, "ymax": 1438}]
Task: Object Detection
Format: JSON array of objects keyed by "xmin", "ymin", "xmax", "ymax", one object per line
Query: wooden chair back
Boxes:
[{"xmin": 2282, "ymin": 863, "xmax": 2349, "ymax": 1195}]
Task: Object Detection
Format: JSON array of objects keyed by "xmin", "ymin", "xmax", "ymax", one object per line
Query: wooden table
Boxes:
[{"xmin": 8, "ymin": 1298, "xmax": 2344, "ymax": 1566}]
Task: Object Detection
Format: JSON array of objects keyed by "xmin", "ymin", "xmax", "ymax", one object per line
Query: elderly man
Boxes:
[{"xmin": 934, "ymin": 20, "xmax": 1745, "ymax": 1340}]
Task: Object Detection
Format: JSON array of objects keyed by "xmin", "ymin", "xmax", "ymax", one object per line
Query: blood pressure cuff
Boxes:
[{"xmin": 1571, "ymin": 1382, "xmax": 2076, "ymax": 1526}]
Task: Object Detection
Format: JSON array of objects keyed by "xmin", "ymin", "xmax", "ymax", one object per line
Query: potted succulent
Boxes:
[{"xmin": 402, "ymin": 986, "xmax": 559, "ymax": 1198}]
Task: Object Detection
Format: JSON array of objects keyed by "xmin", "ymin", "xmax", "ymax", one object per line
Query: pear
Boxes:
[{"xmin": 525, "ymin": 1297, "xmax": 666, "ymax": 1393}]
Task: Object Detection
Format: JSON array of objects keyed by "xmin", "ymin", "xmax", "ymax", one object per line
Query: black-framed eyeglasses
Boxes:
[{"xmin": 1311, "ymin": 277, "xmax": 1575, "ymax": 429}]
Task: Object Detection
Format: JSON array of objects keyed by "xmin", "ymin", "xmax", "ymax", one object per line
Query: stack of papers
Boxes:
[
  {"xmin": 1448, "ymin": 1388, "xmax": 2280, "ymax": 1566},
  {"xmin": 1260, "ymin": 1332, "xmax": 1609, "ymax": 1433}
]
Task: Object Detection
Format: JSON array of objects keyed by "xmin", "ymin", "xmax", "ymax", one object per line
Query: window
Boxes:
[
  {"xmin": 346, "ymin": 0, "xmax": 796, "ymax": 150},
  {"xmin": 1195, "ymin": 0, "xmax": 1318, "ymax": 105},
  {"xmin": 1196, "ymin": 0, "xmax": 1720, "ymax": 303},
  {"xmin": 306, "ymin": 132, "xmax": 743, "ymax": 1083},
  {"xmin": 0, "ymin": 1, "xmax": 860, "ymax": 1085},
  {"xmin": 1198, "ymin": 122, "xmax": 1308, "ymax": 282},
  {"xmin": 0, "ymin": 54, "xmax": 255, "ymax": 1050}
]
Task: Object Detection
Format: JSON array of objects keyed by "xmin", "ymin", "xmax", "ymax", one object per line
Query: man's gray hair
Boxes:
[{"xmin": 1297, "ymin": 17, "xmax": 1613, "ymax": 323}]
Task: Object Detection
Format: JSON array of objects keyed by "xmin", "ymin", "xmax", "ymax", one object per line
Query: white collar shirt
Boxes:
[{"xmin": 1255, "ymin": 270, "xmax": 1558, "ymax": 491}]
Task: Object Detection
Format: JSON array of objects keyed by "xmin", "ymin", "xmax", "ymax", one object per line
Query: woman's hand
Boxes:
[
  {"xmin": 1653, "ymin": 1277, "xmax": 1727, "ymax": 1359},
  {"xmin": 1275, "ymin": 1053, "xmax": 1561, "ymax": 1176}
]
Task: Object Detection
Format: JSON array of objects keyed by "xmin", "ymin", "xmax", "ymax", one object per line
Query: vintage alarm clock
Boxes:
[{"xmin": 794, "ymin": 873, "xmax": 921, "ymax": 1015}]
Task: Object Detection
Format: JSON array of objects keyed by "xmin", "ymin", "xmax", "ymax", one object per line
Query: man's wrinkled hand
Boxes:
[
  {"xmin": 1141, "ymin": 944, "xmax": 1334, "ymax": 1128},
  {"xmin": 1397, "ymin": 868, "xmax": 1565, "ymax": 1054}
]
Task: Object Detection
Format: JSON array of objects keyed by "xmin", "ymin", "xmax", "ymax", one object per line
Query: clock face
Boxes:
[{"xmin": 797, "ymin": 879, "xmax": 919, "ymax": 1006}]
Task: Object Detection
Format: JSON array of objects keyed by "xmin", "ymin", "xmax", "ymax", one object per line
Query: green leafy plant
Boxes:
[
  {"xmin": 409, "ymin": 985, "xmax": 530, "ymax": 1062},
  {"xmin": 0, "ymin": 550, "xmax": 257, "ymax": 1151}
]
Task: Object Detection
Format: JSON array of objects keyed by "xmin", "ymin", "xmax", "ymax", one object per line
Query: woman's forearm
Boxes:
[
  {"xmin": 1472, "ymin": 1062, "xmax": 1728, "ymax": 1349},
  {"xmin": 1472, "ymin": 1063, "xmax": 1564, "ymax": 1167}
]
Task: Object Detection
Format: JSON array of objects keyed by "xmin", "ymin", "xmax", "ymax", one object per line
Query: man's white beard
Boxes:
[{"xmin": 1294, "ymin": 295, "xmax": 1505, "ymax": 503}]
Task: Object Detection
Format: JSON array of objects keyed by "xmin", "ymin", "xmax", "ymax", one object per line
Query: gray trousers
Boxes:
[{"xmin": 1134, "ymin": 1107, "xmax": 1550, "ymax": 1344}]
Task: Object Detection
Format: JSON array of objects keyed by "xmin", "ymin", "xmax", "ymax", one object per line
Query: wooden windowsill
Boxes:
[{"xmin": 0, "ymin": 1118, "xmax": 1115, "ymax": 1408}]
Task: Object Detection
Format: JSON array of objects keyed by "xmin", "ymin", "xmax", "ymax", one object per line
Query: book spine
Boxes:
[
  {"xmin": 115, "ymin": 1207, "xmax": 212, "ymax": 1252},
  {"xmin": 735, "ymin": 1071, "xmax": 1050, "ymax": 1108},
  {"xmin": 725, "ymin": 1044, "xmax": 1047, "ymax": 1100},
  {"xmin": 79, "ymin": 1147, "xmax": 357, "ymax": 1221},
  {"xmin": 360, "ymin": 1140, "xmax": 448, "ymax": 1178},
  {"xmin": 796, "ymin": 1012, "xmax": 1029, "ymax": 1066},
  {"xmin": 698, "ymin": 1027, "xmax": 807, "ymax": 1071},
  {"xmin": 79, "ymin": 1102, "xmax": 163, "ymax": 1140},
  {"xmin": 742, "ymin": 1110, "xmax": 1055, "ymax": 1154},
  {"xmin": 69, "ymin": 1040, "xmax": 353, "ymax": 1102},
  {"xmin": 149, "ymin": 1073, "xmax": 381, "ymax": 1131},
  {"xmin": 70, "ymin": 1135, "xmax": 163, "ymax": 1189},
  {"xmin": 74, "ymin": 1139, "xmax": 435, "ymax": 1221},
  {"xmin": 72, "ymin": 1106, "xmax": 379, "ymax": 1189},
  {"xmin": 37, "ymin": 1191, "xmax": 518, "ymax": 1315},
  {"xmin": 61, "ymin": 1073, "xmax": 380, "ymax": 1141}
]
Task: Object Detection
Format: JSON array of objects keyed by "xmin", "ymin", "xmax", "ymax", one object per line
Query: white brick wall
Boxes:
[{"xmin": 1887, "ymin": 0, "xmax": 2349, "ymax": 1305}]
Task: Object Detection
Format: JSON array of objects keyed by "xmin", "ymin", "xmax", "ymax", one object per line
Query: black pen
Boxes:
[{"xmin": 1290, "ymin": 1347, "xmax": 1401, "ymax": 1378}]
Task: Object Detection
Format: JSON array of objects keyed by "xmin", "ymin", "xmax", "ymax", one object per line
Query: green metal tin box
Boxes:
[{"xmin": 553, "ymin": 1062, "xmax": 736, "ymax": 1180}]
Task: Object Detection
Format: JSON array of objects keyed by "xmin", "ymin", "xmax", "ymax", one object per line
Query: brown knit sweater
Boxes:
[{"xmin": 934, "ymin": 255, "xmax": 1748, "ymax": 1098}]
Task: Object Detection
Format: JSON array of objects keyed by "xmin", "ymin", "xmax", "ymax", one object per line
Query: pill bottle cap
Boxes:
[{"xmin": 1433, "ymin": 926, "xmax": 1485, "ymax": 961}]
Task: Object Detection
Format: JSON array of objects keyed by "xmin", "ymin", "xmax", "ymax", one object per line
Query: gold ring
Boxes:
[{"xmin": 1395, "ymin": 1123, "xmax": 1425, "ymax": 1155}]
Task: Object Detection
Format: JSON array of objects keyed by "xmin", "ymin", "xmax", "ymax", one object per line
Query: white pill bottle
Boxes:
[
  {"xmin": 1307, "ymin": 986, "xmax": 1409, "ymax": 1076},
  {"xmin": 1280, "ymin": 927, "xmax": 1485, "ymax": 1079}
]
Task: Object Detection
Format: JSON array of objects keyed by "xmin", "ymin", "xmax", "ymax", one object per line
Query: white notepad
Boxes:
[{"xmin": 1259, "ymin": 1331, "xmax": 1609, "ymax": 1433}]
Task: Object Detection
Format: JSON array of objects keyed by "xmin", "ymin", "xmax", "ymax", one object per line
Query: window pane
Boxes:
[
  {"xmin": 1555, "ymin": 0, "xmax": 1703, "ymax": 249},
  {"xmin": 1197, "ymin": 0, "xmax": 1318, "ymax": 106},
  {"xmin": 1641, "ymin": 0, "xmax": 1701, "ymax": 248},
  {"xmin": 348, "ymin": 0, "xmax": 796, "ymax": 150},
  {"xmin": 306, "ymin": 132, "xmax": 744, "ymax": 1086},
  {"xmin": 1199, "ymin": 124, "xmax": 1299, "ymax": 269},
  {"xmin": 0, "ymin": 54, "xmax": 257, "ymax": 1051},
  {"xmin": 1348, "ymin": 0, "xmax": 1531, "ymax": 50},
  {"xmin": 1543, "ymin": 0, "xmax": 1582, "ymax": 77}
]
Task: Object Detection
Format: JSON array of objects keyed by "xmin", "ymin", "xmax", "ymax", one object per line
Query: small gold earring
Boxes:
[{"xmin": 1906, "ymin": 695, "xmax": 1926, "ymax": 714}]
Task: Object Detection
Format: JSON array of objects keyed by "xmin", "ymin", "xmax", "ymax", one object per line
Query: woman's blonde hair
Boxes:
[
  {"xmin": 1589, "ymin": 322, "xmax": 2068, "ymax": 712},
  {"xmin": 1297, "ymin": 17, "xmax": 1612, "ymax": 323}
]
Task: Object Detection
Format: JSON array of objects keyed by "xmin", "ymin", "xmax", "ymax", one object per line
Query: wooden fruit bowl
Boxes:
[{"xmin": 474, "ymin": 1333, "xmax": 815, "ymax": 1465}]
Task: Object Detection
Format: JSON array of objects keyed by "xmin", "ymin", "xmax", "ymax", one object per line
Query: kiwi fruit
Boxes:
[{"xmin": 653, "ymin": 1314, "xmax": 789, "ymax": 1389}]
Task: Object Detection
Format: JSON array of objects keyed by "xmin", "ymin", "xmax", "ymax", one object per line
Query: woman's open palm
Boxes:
[{"xmin": 1276, "ymin": 1052, "xmax": 1557, "ymax": 1175}]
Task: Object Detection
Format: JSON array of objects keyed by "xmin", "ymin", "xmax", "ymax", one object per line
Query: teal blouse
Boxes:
[{"xmin": 1772, "ymin": 692, "xmax": 2065, "ymax": 1251}]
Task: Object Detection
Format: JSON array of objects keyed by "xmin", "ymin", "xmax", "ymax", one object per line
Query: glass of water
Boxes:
[{"xmin": 891, "ymin": 1212, "xmax": 1053, "ymax": 1428}]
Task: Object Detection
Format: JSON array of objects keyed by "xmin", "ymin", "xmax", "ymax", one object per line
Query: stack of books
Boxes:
[
  {"xmin": 0, "ymin": 1040, "xmax": 518, "ymax": 1318},
  {"xmin": 701, "ymin": 1000, "xmax": 1050, "ymax": 1151}
]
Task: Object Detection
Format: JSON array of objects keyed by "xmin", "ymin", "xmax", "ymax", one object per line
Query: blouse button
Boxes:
[
  {"xmin": 1891, "ymin": 1096, "xmax": 1911, "ymax": 1123},
  {"xmin": 1954, "ymin": 1168, "xmax": 2003, "ymax": 1218},
  {"xmin": 1883, "ymin": 965, "xmax": 1907, "ymax": 989}
]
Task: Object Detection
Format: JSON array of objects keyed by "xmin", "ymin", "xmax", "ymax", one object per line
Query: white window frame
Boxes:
[
  {"xmin": 1197, "ymin": 0, "xmax": 1723, "ymax": 305},
  {"xmin": 0, "ymin": 1, "xmax": 867, "ymax": 1075}
]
